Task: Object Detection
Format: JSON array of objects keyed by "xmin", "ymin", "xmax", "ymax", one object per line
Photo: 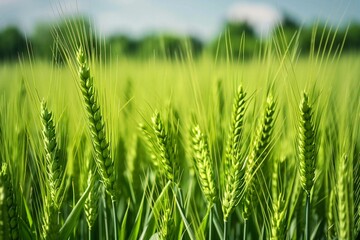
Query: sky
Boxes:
[{"xmin": 0, "ymin": 0, "xmax": 359, "ymax": 40}]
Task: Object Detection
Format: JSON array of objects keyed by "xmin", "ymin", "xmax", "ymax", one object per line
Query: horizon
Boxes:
[{"xmin": 0, "ymin": 0, "xmax": 359, "ymax": 41}]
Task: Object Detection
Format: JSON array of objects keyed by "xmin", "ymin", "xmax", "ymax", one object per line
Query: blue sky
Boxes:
[{"xmin": 0, "ymin": 0, "xmax": 359, "ymax": 40}]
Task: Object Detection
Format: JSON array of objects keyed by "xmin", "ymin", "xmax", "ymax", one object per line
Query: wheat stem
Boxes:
[
  {"xmin": 209, "ymin": 208, "xmax": 213, "ymax": 240},
  {"xmin": 305, "ymin": 194, "xmax": 310, "ymax": 240},
  {"xmin": 223, "ymin": 219, "xmax": 227, "ymax": 240},
  {"xmin": 112, "ymin": 200, "xmax": 118, "ymax": 240},
  {"xmin": 243, "ymin": 219, "xmax": 247, "ymax": 240}
]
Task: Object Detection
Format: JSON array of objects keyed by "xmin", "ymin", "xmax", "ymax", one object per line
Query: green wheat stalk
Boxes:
[
  {"xmin": 40, "ymin": 101, "xmax": 64, "ymax": 240},
  {"xmin": 222, "ymin": 86, "xmax": 247, "ymax": 222},
  {"xmin": 298, "ymin": 92, "xmax": 316, "ymax": 240},
  {"xmin": 76, "ymin": 47, "xmax": 118, "ymax": 200}
]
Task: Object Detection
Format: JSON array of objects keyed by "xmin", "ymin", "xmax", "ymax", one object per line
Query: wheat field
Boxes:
[{"xmin": 0, "ymin": 23, "xmax": 359, "ymax": 240}]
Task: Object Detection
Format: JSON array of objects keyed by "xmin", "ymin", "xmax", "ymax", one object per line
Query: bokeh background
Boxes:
[{"xmin": 0, "ymin": 0, "xmax": 359, "ymax": 60}]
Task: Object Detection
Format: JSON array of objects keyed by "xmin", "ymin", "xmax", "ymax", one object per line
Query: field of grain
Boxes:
[{"xmin": 0, "ymin": 27, "xmax": 359, "ymax": 240}]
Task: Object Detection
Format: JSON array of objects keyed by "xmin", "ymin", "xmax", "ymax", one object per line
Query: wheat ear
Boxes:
[
  {"xmin": 270, "ymin": 194, "xmax": 286, "ymax": 240},
  {"xmin": 242, "ymin": 95, "xmax": 276, "ymax": 220},
  {"xmin": 158, "ymin": 207, "xmax": 174, "ymax": 240},
  {"xmin": 76, "ymin": 47, "xmax": 117, "ymax": 200},
  {"xmin": 139, "ymin": 123, "xmax": 158, "ymax": 167},
  {"xmin": 0, "ymin": 163, "xmax": 19, "ymax": 240},
  {"xmin": 41, "ymin": 101, "xmax": 64, "ymax": 208},
  {"xmin": 222, "ymin": 86, "xmax": 246, "ymax": 222},
  {"xmin": 337, "ymin": 154, "xmax": 351, "ymax": 239},
  {"xmin": 84, "ymin": 169, "xmax": 101, "ymax": 231},
  {"xmin": 298, "ymin": 92, "xmax": 316, "ymax": 195},
  {"xmin": 151, "ymin": 111, "xmax": 178, "ymax": 182},
  {"xmin": 327, "ymin": 190, "xmax": 335, "ymax": 238},
  {"xmin": 191, "ymin": 125, "xmax": 217, "ymax": 206},
  {"xmin": 40, "ymin": 101, "xmax": 65, "ymax": 240},
  {"xmin": 354, "ymin": 153, "xmax": 360, "ymax": 237},
  {"xmin": 298, "ymin": 92, "xmax": 317, "ymax": 240}
]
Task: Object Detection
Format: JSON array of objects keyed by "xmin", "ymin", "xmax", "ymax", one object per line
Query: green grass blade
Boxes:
[
  {"xmin": 59, "ymin": 182, "xmax": 92, "ymax": 239},
  {"xmin": 119, "ymin": 200, "xmax": 130, "ymax": 240},
  {"xmin": 174, "ymin": 186, "xmax": 196, "ymax": 240},
  {"xmin": 129, "ymin": 189, "xmax": 146, "ymax": 240},
  {"xmin": 19, "ymin": 218, "xmax": 34, "ymax": 240}
]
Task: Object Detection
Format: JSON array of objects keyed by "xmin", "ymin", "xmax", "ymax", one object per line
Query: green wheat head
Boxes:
[
  {"xmin": 270, "ymin": 194, "xmax": 286, "ymax": 240},
  {"xmin": 337, "ymin": 154, "xmax": 351, "ymax": 239},
  {"xmin": 242, "ymin": 95, "xmax": 276, "ymax": 220},
  {"xmin": 41, "ymin": 101, "xmax": 64, "ymax": 208},
  {"xmin": 151, "ymin": 111, "xmax": 178, "ymax": 182},
  {"xmin": 327, "ymin": 190, "xmax": 335, "ymax": 238},
  {"xmin": 225, "ymin": 86, "xmax": 247, "ymax": 166},
  {"xmin": 298, "ymin": 92, "xmax": 316, "ymax": 195},
  {"xmin": 40, "ymin": 101, "xmax": 65, "ymax": 240},
  {"xmin": 76, "ymin": 47, "xmax": 117, "ymax": 200},
  {"xmin": 139, "ymin": 123, "xmax": 158, "ymax": 166},
  {"xmin": 354, "ymin": 153, "xmax": 360, "ymax": 237},
  {"xmin": 158, "ymin": 207, "xmax": 174, "ymax": 240},
  {"xmin": 84, "ymin": 169, "xmax": 101, "ymax": 231},
  {"xmin": 0, "ymin": 163, "xmax": 19, "ymax": 240},
  {"xmin": 191, "ymin": 124, "xmax": 217, "ymax": 206},
  {"xmin": 41, "ymin": 201, "xmax": 60, "ymax": 240},
  {"xmin": 222, "ymin": 86, "xmax": 247, "ymax": 221}
]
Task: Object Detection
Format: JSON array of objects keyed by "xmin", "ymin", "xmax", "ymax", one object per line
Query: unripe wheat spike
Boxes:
[
  {"xmin": 76, "ymin": 47, "xmax": 117, "ymax": 200},
  {"xmin": 337, "ymin": 154, "xmax": 351, "ymax": 239},
  {"xmin": 151, "ymin": 111, "xmax": 178, "ymax": 182},
  {"xmin": 242, "ymin": 95, "xmax": 276, "ymax": 220},
  {"xmin": 222, "ymin": 86, "xmax": 247, "ymax": 221},
  {"xmin": 41, "ymin": 101, "xmax": 64, "ymax": 208},
  {"xmin": 298, "ymin": 92, "xmax": 316, "ymax": 195},
  {"xmin": 270, "ymin": 194, "xmax": 286, "ymax": 240},
  {"xmin": 85, "ymin": 169, "xmax": 101, "ymax": 231},
  {"xmin": 0, "ymin": 163, "xmax": 19, "ymax": 240},
  {"xmin": 191, "ymin": 124, "xmax": 217, "ymax": 206}
]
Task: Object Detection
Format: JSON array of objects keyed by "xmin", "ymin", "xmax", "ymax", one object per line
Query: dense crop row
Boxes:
[{"xmin": 0, "ymin": 27, "xmax": 359, "ymax": 239}]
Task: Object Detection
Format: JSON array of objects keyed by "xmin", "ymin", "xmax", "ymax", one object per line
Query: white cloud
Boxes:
[
  {"xmin": 227, "ymin": 2, "xmax": 282, "ymax": 36},
  {"xmin": 0, "ymin": 0, "xmax": 21, "ymax": 6}
]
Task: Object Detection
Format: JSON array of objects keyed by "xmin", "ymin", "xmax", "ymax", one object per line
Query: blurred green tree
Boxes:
[
  {"xmin": 31, "ymin": 17, "xmax": 96, "ymax": 61},
  {"xmin": 135, "ymin": 34, "xmax": 203, "ymax": 59},
  {"xmin": 207, "ymin": 21, "xmax": 260, "ymax": 60},
  {"xmin": 0, "ymin": 26, "xmax": 27, "ymax": 61}
]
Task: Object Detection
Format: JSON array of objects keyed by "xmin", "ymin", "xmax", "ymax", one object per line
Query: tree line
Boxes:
[{"xmin": 0, "ymin": 16, "xmax": 359, "ymax": 61}]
